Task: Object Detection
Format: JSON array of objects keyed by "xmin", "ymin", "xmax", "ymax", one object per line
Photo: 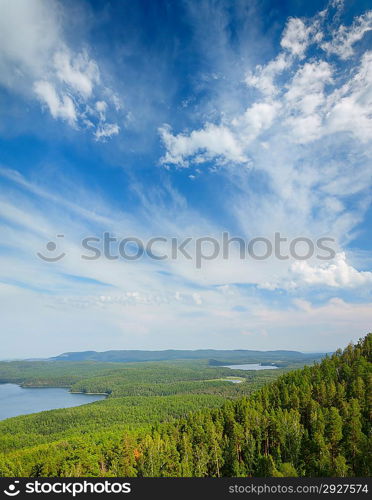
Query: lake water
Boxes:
[
  {"xmin": 223, "ymin": 363, "xmax": 278, "ymax": 370},
  {"xmin": 0, "ymin": 383, "xmax": 106, "ymax": 421}
]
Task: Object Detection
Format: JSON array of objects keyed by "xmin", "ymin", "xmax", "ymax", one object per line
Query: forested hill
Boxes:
[
  {"xmin": 139, "ymin": 333, "xmax": 370, "ymax": 477},
  {"xmin": 51, "ymin": 348, "xmax": 324, "ymax": 365},
  {"xmin": 1, "ymin": 334, "xmax": 370, "ymax": 477}
]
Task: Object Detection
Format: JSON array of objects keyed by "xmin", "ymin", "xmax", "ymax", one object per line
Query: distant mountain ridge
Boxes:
[{"xmin": 50, "ymin": 349, "xmax": 325, "ymax": 365}]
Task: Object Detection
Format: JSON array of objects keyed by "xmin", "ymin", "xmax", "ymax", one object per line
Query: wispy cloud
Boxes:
[
  {"xmin": 0, "ymin": 0, "xmax": 120, "ymax": 140},
  {"xmin": 1, "ymin": 162, "xmax": 371, "ymax": 357}
]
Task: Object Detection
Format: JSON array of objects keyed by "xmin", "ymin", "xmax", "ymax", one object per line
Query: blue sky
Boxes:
[{"xmin": 0, "ymin": 0, "xmax": 371, "ymax": 357}]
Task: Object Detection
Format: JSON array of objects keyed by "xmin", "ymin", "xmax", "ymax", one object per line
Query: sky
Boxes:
[{"xmin": 0, "ymin": 0, "xmax": 371, "ymax": 358}]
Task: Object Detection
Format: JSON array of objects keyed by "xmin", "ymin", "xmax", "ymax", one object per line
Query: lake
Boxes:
[
  {"xmin": 0, "ymin": 383, "xmax": 106, "ymax": 421},
  {"xmin": 223, "ymin": 363, "xmax": 278, "ymax": 370}
]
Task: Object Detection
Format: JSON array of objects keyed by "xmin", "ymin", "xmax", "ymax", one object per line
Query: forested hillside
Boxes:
[
  {"xmin": 0, "ymin": 359, "xmax": 280, "ymax": 396},
  {"xmin": 0, "ymin": 359, "xmax": 282, "ymax": 476},
  {"xmin": 0, "ymin": 334, "xmax": 370, "ymax": 477},
  {"xmin": 51, "ymin": 349, "xmax": 323, "ymax": 365}
]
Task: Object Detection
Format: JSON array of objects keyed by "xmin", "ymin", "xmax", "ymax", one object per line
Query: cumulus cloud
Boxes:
[
  {"xmin": 280, "ymin": 17, "xmax": 314, "ymax": 57},
  {"xmin": 157, "ymin": 2, "xmax": 372, "ymax": 293},
  {"xmin": 245, "ymin": 53, "xmax": 291, "ymax": 96},
  {"xmin": 159, "ymin": 123, "xmax": 248, "ymax": 167},
  {"xmin": 0, "ymin": 0, "xmax": 120, "ymax": 140},
  {"xmin": 232, "ymin": 101, "xmax": 280, "ymax": 141},
  {"xmin": 291, "ymin": 252, "xmax": 372, "ymax": 288},
  {"xmin": 160, "ymin": 4, "xmax": 372, "ymax": 166}
]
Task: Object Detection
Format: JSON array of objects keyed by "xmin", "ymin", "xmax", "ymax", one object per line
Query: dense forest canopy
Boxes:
[{"xmin": 0, "ymin": 334, "xmax": 370, "ymax": 477}]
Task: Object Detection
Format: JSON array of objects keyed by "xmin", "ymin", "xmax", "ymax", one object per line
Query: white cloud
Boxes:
[
  {"xmin": 0, "ymin": 0, "xmax": 120, "ymax": 140},
  {"xmin": 33, "ymin": 80, "xmax": 77, "ymax": 125},
  {"xmin": 159, "ymin": 42, "xmax": 371, "ymax": 160},
  {"xmin": 96, "ymin": 100, "xmax": 107, "ymax": 113},
  {"xmin": 280, "ymin": 17, "xmax": 313, "ymax": 58},
  {"xmin": 326, "ymin": 51, "xmax": 372, "ymax": 143},
  {"xmin": 285, "ymin": 61, "xmax": 333, "ymax": 110},
  {"xmin": 245, "ymin": 53, "xmax": 291, "ymax": 96},
  {"xmin": 232, "ymin": 101, "xmax": 280, "ymax": 141},
  {"xmin": 0, "ymin": 0, "xmax": 60, "ymax": 87},
  {"xmin": 53, "ymin": 50, "xmax": 100, "ymax": 98},
  {"xmin": 321, "ymin": 11, "xmax": 372, "ymax": 59},
  {"xmin": 159, "ymin": 123, "xmax": 248, "ymax": 167},
  {"xmin": 291, "ymin": 252, "xmax": 372, "ymax": 288},
  {"xmin": 160, "ymin": 4, "xmax": 372, "ymax": 167},
  {"xmin": 282, "ymin": 60, "xmax": 333, "ymax": 142},
  {"xmin": 159, "ymin": 100, "xmax": 280, "ymax": 167},
  {"xmin": 94, "ymin": 122, "xmax": 120, "ymax": 141}
]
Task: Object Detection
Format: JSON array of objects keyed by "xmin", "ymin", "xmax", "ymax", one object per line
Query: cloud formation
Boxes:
[
  {"xmin": 160, "ymin": 3, "xmax": 372, "ymax": 163},
  {"xmin": 0, "ymin": 0, "xmax": 120, "ymax": 140},
  {"xmin": 159, "ymin": 1, "xmax": 372, "ymax": 291},
  {"xmin": 291, "ymin": 252, "xmax": 372, "ymax": 288}
]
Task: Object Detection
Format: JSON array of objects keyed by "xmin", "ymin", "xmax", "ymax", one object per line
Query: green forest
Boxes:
[{"xmin": 0, "ymin": 334, "xmax": 370, "ymax": 477}]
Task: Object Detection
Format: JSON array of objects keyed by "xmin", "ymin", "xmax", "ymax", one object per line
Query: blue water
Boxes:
[
  {"xmin": 0, "ymin": 383, "xmax": 106, "ymax": 420},
  {"xmin": 223, "ymin": 363, "xmax": 278, "ymax": 370}
]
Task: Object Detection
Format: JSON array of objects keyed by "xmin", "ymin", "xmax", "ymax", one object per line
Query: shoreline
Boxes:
[
  {"xmin": 70, "ymin": 391, "xmax": 109, "ymax": 396},
  {"xmin": 1, "ymin": 383, "xmax": 108, "ymax": 396}
]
